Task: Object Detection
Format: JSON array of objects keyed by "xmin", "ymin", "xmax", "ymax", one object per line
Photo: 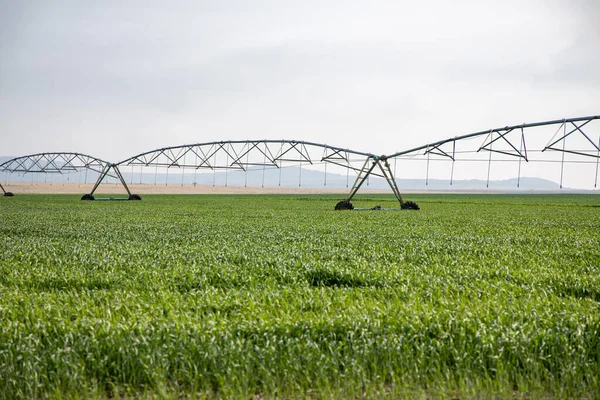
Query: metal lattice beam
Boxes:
[
  {"xmin": 0, "ymin": 153, "xmax": 137, "ymax": 200},
  {"xmin": 389, "ymin": 115, "xmax": 599, "ymax": 159},
  {"xmin": 386, "ymin": 115, "xmax": 599, "ymax": 193},
  {"xmin": 2, "ymin": 115, "xmax": 599, "ymax": 203},
  {"xmin": 118, "ymin": 140, "xmax": 373, "ymax": 169},
  {"xmin": 0, "ymin": 152, "xmax": 110, "ymax": 175}
]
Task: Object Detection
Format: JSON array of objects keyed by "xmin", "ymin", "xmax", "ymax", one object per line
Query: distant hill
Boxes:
[
  {"xmin": 183, "ymin": 167, "xmax": 562, "ymax": 191},
  {"xmin": 1, "ymin": 161, "xmax": 564, "ymax": 191}
]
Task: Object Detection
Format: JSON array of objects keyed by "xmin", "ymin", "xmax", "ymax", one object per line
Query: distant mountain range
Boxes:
[{"xmin": 0, "ymin": 156, "xmax": 568, "ymax": 191}]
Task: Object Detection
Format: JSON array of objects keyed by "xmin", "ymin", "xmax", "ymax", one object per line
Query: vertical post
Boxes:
[
  {"xmin": 278, "ymin": 162, "xmax": 282, "ymax": 186},
  {"xmin": 486, "ymin": 132, "xmax": 493, "ymax": 188},
  {"xmin": 165, "ymin": 166, "xmax": 169, "ymax": 186},
  {"xmin": 225, "ymin": 151, "xmax": 229, "ymax": 187},
  {"xmin": 154, "ymin": 165, "xmax": 158, "ymax": 185},
  {"xmin": 278, "ymin": 142, "xmax": 283, "ymax": 187},
  {"xmin": 425, "ymin": 146, "xmax": 430, "ymax": 186},
  {"xmin": 346, "ymin": 162, "xmax": 349, "ymax": 188},
  {"xmin": 181, "ymin": 154, "xmax": 186, "ymax": 187},
  {"xmin": 213, "ymin": 153, "xmax": 217, "ymax": 187},
  {"xmin": 262, "ymin": 145, "xmax": 267, "ymax": 188},
  {"xmin": 450, "ymin": 139, "xmax": 455, "ymax": 186},
  {"xmin": 595, "ymin": 136, "xmax": 599, "ymax": 188},
  {"xmin": 194, "ymin": 149, "xmax": 198, "ymax": 186},
  {"xmin": 244, "ymin": 151, "xmax": 248, "ymax": 188},
  {"xmin": 517, "ymin": 127, "xmax": 524, "ymax": 188},
  {"xmin": 560, "ymin": 123, "xmax": 566, "ymax": 189},
  {"xmin": 298, "ymin": 162, "xmax": 302, "ymax": 187},
  {"xmin": 324, "ymin": 162, "xmax": 327, "ymax": 187}
]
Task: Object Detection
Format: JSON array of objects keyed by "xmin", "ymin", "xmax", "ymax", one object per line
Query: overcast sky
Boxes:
[{"xmin": 1, "ymin": 0, "xmax": 599, "ymax": 162}]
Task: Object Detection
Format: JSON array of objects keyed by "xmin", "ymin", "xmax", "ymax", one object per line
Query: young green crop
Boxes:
[{"xmin": 0, "ymin": 193, "xmax": 599, "ymax": 398}]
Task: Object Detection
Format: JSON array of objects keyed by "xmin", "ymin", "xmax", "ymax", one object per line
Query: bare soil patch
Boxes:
[{"xmin": 2, "ymin": 182, "xmax": 392, "ymax": 195}]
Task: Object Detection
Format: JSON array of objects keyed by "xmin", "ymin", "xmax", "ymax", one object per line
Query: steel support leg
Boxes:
[
  {"xmin": 345, "ymin": 156, "xmax": 404, "ymax": 206},
  {"xmin": 112, "ymin": 165, "xmax": 132, "ymax": 196},
  {"xmin": 377, "ymin": 159, "xmax": 403, "ymax": 205},
  {"xmin": 88, "ymin": 163, "xmax": 133, "ymax": 197},
  {"xmin": 0, "ymin": 182, "xmax": 5, "ymax": 195},
  {"xmin": 346, "ymin": 158, "xmax": 378, "ymax": 202},
  {"xmin": 89, "ymin": 164, "xmax": 111, "ymax": 195}
]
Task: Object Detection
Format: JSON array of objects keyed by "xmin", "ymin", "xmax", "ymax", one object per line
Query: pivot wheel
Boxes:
[
  {"xmin": 401, "ymin": 201, "xmax": 420, "ymax": 210},
  {"xmin": 334, "ymin": 200, "xmax": 354, "ymax": 210}
]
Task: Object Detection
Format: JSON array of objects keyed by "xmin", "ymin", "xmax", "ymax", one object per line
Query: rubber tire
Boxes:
[
  {"xmin": 401, "ymin": 201, "xmax": 420, "ymax": 210},
  {"xmin": 4, "ymin": 192, "xmax": 14, "ymax": 197},
  {"xmin": 81, "ymin": 194, "xmax": 95, "ymax": 201},
  {"xmin": 334, "ymin": 200, "xmax": 354, "ymax": 210},
  {"xmin": 128, "ymin": 194, "xmax": 142, "ymax": 201}
]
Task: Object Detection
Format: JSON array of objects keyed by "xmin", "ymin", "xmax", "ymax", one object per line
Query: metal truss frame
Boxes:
[
  {"xmin": 388, "ymin": 115, "xmax": 600, "ymax": 189},
  {"xmin": 87, "ymin": 163, "xmax": 133, "ymax": 198},
  {"xmin": 346, "ymin": 156, "xmax": 403, "ymax": 204},
  {"xmin": 1, "ymin": 115, "xmax": 599, "ymax": 203},
  {"xmin": 390, "ymin": 116, "xmax": 599, "ymax": 159},
  {"xmin": 543, "ymin": 119, "xmax": 600, "ymax": 158},
  {"xmin": 0, "ymin": 152, "xmax": 137, "ymax": 199},
  {"xmin": 116, "ymin": 140, "xmax": 410, "ymax": 204},
  {"xmin": 0, "ymin": 152, "xmax": 109, "ymax": 175},
  {"xmin": 117, "ymin": 140, "xmax": 373, "ymax": 169}
]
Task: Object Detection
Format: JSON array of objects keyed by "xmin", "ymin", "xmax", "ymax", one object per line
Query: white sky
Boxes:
[{"xmin": 1, "ymin": 0, "xmax": 599, "ymax": 164}]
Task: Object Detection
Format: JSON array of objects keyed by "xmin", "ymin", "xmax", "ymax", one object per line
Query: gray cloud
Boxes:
[{"xmin": 1, "ymin": 0, "xmax": 598, "ymax": 163}]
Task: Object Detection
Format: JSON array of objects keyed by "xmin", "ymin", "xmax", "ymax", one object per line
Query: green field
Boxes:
[{"xmin": 1, "ymin": 194, "xmax": 599, "ymax": 399}]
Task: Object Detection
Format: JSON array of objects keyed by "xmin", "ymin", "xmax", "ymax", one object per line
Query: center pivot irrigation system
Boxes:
[{"xmin": 1, "ymin": 115, "xmax": 599, "ymax": 210}]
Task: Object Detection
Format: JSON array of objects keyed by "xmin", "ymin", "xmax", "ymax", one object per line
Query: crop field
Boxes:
[{"xmin": 1, "ymin": 193, "xmax": 599, "ymax": 399}]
